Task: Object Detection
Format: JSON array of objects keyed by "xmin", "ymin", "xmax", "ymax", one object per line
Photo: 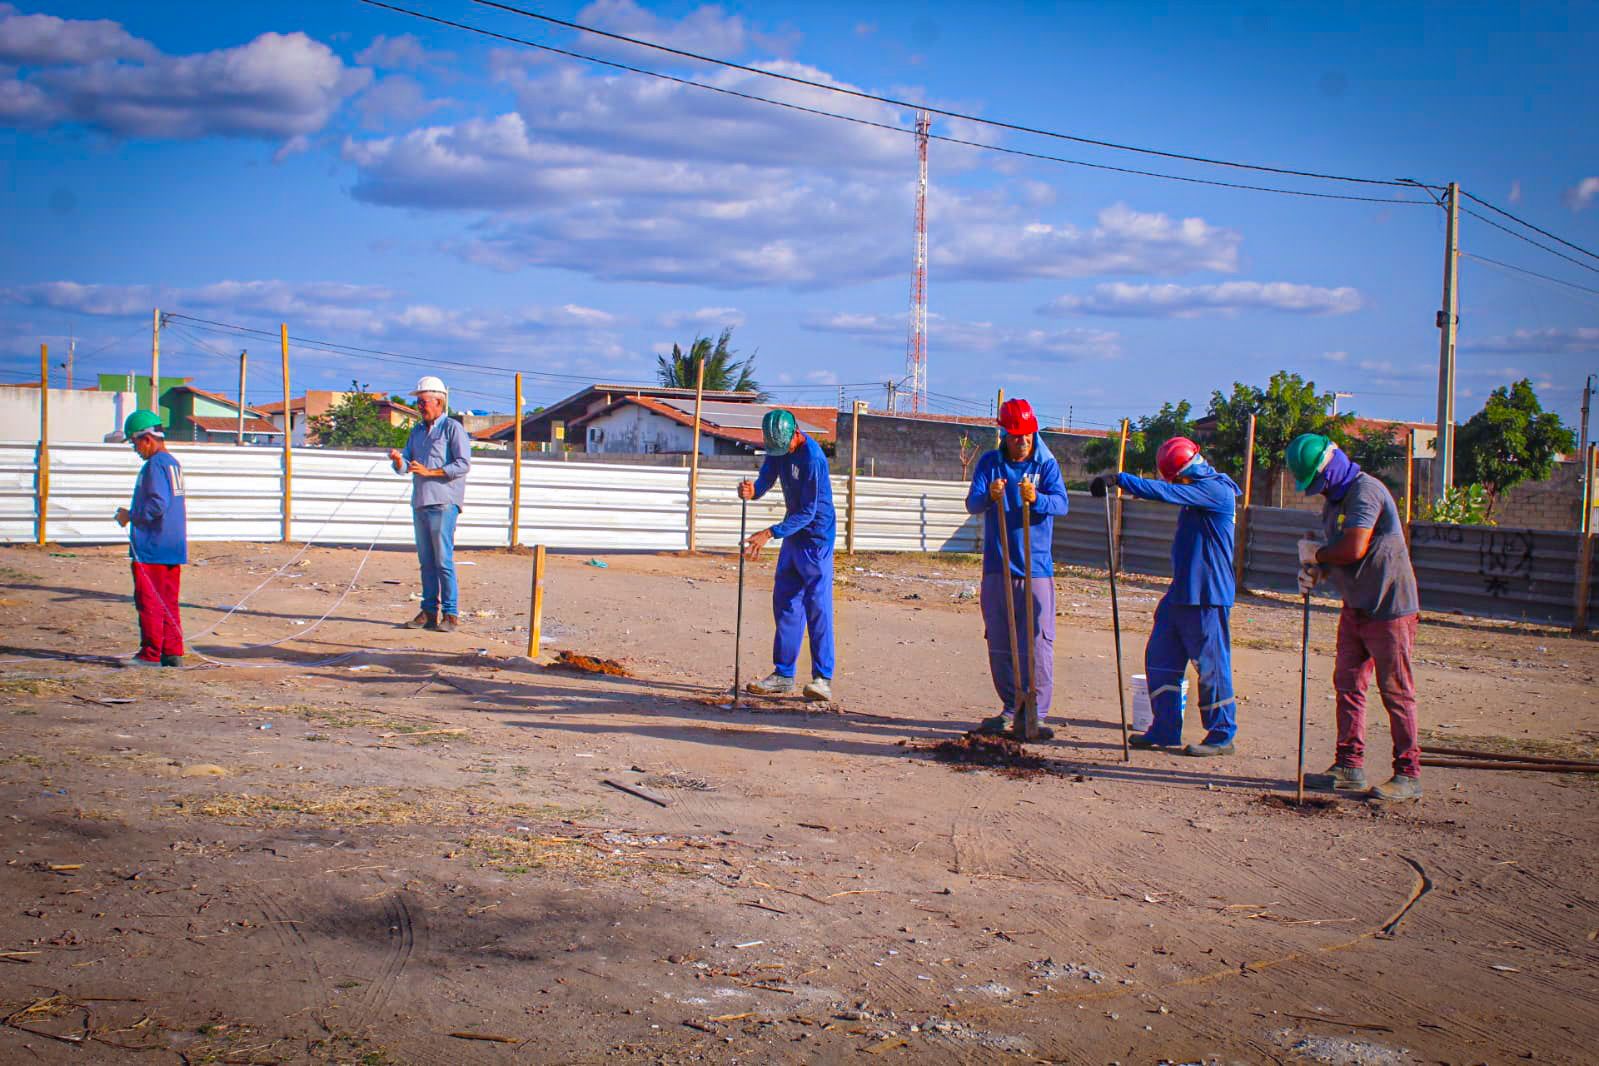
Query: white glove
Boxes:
[
  {"xmin": 1297, "ymin": 538, "xmax": 1322, "ymax": 566},
  {"xmin": 1297, "ymin": 564, "xmax": 1322, "ymax": 595}
]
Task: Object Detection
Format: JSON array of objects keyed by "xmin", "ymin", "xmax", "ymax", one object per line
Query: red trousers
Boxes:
[
  {"xmin": 1333, "ymin": 608, "xmax": 1420, "ymax": 778},
  {"xmin": 131, "ymin": 562, "xmax": 184, "ymax": 661}
]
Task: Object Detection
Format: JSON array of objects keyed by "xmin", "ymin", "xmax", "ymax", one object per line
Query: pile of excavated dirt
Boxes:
[
  {"xmin": 923, "ymin": 731, "xmax": 1051, "ymax": 777},
  {"xmin": 548, "ymin": 649, "xmax": 630, "ymax": 676},
  {"xmin": 1256, "ymin": 792, "xmax": 1343, "ymax": 815}
]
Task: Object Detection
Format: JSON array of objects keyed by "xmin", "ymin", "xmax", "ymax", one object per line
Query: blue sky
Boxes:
[{"xmin": 2, "ymin": 0, "xmax": 1596, "ymax": 430}]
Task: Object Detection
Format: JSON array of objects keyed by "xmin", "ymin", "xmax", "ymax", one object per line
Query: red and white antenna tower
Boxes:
[{"xmin": 905, "ymin": 110, "xmax": 930, "ymax": 414}]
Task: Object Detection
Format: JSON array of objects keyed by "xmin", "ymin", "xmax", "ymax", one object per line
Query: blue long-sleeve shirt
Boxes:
[
  {"xmin": 402, "ymin": 416, "xmax": 472, "ymax": 509},
  {"xmin": 753, "ymin": 433, "xmax": 836, "ymax": 544},
  {"xmin": 965, "ymin": 436, "xmax": 1068, "ymax": 578},
  {"xmin": 1114, "ymin": 463, "xmax": 1240, "ymax": 606},
  {"xmin": 128, "ymin": 450, "xmax": 188, "ymax": 565}
]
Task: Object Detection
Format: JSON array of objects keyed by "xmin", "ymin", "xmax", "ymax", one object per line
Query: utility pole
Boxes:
[
  {"xmin": 150, "ymin": 308, "xmax": 161, "ymax": 415},
  {"xmin": 1331, "ymin": 391, "xmax": 1354, "ymax": 417},
  {"xmin": 1433, "ymin": 181, "xmax": 1460, "ymax": 498},
  {"xmin": 63, "ymin": 336, "xmax": 74, "ymax": 390},
  {"xmin": 236, "ymin": 350, "xmax": 247, "ymax": 445},
  {"xmin": 885, "ymin": 380, "xmax": 897, "ymax": 414},
  {"xmin": 1581, "ymin": 374, "xmax": 1595, "ymax": 534}
]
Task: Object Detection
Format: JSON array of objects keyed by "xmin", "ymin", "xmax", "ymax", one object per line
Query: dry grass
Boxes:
[
  {"xmin": 171, "ymin": 784, "xmax": 579, "ymax": 829},
  {"xmin": 463, "ymin": 833, "xmax": 690, "ymax": 879},
  {"xmin": 0, "ymin": 677, "xmax": 68, "ymax": 698}
]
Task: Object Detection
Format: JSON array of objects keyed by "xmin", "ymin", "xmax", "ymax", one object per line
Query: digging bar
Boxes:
[
  {"xmin": 1296, "ymin": 591, "xmax": 1311, "ymax": 804},
  {"xmin": 733, "ymin": 495, "xmax": 747, "ymax": 710},
  {"xmin": 1102, "ymin": 488, "xmax": 1130, "ymax": 761},
  {"xmin": 1013, "ymin": 480, "xmax": 1040, "ymax": 742},
  {"xmin": 993, "ymin": 480, "xmax": 1026, "ymax": 736}
]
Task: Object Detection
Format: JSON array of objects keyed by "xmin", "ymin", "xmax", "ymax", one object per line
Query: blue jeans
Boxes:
[{"xmin": 412, "ymin": 504, "xmax": 460, "ymax": 617}]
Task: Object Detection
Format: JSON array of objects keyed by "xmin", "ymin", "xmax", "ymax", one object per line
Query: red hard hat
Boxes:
[
  {"xmin": 997, "ymin": 398, "xmax": 1038, "ymax": 436},
  {"xmin": 1155, "ymin": 436, "xmax": 1202, "ymax": 480}
]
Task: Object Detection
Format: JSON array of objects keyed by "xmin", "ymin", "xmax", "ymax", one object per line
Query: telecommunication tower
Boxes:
[{"xmin": 905, "ymin": 111, "xmax": 930, "ymax": 414}]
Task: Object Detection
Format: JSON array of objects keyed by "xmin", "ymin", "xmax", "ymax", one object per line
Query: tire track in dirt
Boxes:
[
  {"xmin": 352, "ymin": 887, "xmax": 417, "ymax": 1032},
  {"xmin": 240, "ymin": 882, "xmax": 333, "ymax": 1036}
]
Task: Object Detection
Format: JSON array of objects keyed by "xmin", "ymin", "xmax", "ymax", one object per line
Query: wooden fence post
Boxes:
[
  {"xmin": 847, "ymin": 400, "xmax": 863, "ymax": 555},
  {"xmin": 37, "ymin": 344, "xmax": 48, "ymax": 546},
  {"xmin": 511, "ymin": 373, "xmax": 523, "ymax": 549},
  {"xmin": 1234, "ymin": 412, "xmax": 1255, "ymax": 585},
  {"xmin": 1404, "ymin": 430, "xmax": 1416, "ymax": 546},
  {"xmin": 1575, "ymin": 445, "xmax": 1596, "ymax": 632},
  {"xmin": 686, "ymin": 356, "xmax": 705, "ymax": 553},
  {"xmin": 527, "ymin": 544, "xmax": 547, "ymax": 656},
  {"xmin": 280, "ymin": 324, "xmax": 292, "ymax": 544}
]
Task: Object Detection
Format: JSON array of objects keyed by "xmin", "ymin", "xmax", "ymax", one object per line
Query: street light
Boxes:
[{"xmin": 1331, "ymin": 391, "xmax": 1354, "ymax": 417}]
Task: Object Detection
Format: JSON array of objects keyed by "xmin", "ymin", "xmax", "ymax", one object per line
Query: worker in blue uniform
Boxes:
[
  {"xmin": 1094, "ymin": 436, "xmax": 1242, "ymax": 756},
  {"xmin": 738, "ymin": 409, "xmax": 837, "ymax": 701}
]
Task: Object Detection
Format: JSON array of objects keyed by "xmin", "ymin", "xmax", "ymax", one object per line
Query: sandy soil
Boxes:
[{"xmin": 0, "ymin": 539, "xmax": 1595, "ymax": 1065}]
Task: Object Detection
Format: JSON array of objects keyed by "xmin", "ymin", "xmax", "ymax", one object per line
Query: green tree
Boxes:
[
  {"xmin": 1348, "ymin": 422, "xmax": 1407, "ymax": 492},
  {"xmin": 1083, "ymin": 400, "xmax": 1197, "ymax": 475},
  {"xmin": 1417, "ymin": 483, "xmax": 1494, "ymax": 526},
  {"xmin": 655, "ymin": 328, "xmax": 764, "ymax": 398},
  {"xmin": 1455, "ymin": 379, "xmax": 1576, "ymax": 515},
  {"xmin": 307, "ymin": 381, "xmax": 413, "ymax": 449},
  {"xmin": 1205, "ymin": 372, "xmax": 1352, "ymax": 500}
]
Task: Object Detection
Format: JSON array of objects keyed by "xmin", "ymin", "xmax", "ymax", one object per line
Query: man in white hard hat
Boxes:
[{"xmin": 388, "ymin": 376, "xmax": 472, "ymax": 631}]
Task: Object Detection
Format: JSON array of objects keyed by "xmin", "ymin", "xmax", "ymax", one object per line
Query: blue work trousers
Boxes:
[
  {"xmin": 771, "ymin": 537, "xmax": 835, "ymax": 679},
  {"xmin": 1142, "ymin": 599, "xmax": 1236, "ymax": 746},
  {"xmin": 412, "ymin": 503, "xmax": 460, "ymax": 617}
]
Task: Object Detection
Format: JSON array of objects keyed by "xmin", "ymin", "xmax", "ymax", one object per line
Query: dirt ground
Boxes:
[{"xmin": 1, "ymin": 539, "xmax": 1596, "ymax": 1065}]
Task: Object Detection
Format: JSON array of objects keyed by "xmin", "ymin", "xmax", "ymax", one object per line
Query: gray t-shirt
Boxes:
[{"xmin": 1320, "ymin": 473, "xmax": 1418, "ymax": 620}]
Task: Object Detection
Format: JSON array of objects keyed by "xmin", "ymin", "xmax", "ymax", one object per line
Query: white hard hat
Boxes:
[{"xmin": 412, "ymin": 375, "xmax": 447, "ymax": 395}]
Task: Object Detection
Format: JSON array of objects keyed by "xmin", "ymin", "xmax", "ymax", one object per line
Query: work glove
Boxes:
[
  {"xmin": 1296, "ymin": 538, "xmax": 1322, "ymax": 566},
  {"xmin": 988, "ymin": 478, "xmax": 1007, "ymax": 503},
  {"xmin": 1090, "ymin": 475, "xmax": 1112, "ymax": 498},
  {"xmin": 1297, "ymin": 564, "xmax": 1322, "ymax": 596},
  {"xmin": 1019, "ymin": 478, "xmax": 1037, "ymax": 505}
]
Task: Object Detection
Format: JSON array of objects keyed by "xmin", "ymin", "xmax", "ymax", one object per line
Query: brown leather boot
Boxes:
[
  {"xmin": 438, "ymin": 614, "xmax": 459, "ymax": 633},
  {"xmin": 404, "ymin": 610, "xmax": 437, "ymax": 630}
]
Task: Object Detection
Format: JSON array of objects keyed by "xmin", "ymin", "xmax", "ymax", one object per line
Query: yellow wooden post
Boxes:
[
  {"xmin": 280, "ymin": 324, "xmax": 292, "ymax": 543},
  {"xmin": 1113, "ymin": 418, "xmax": 1130, "ymax": 567},
  {"xmin": 527, "ymin": 544, "xmax": 547, "ymax": 657},
  {"xmin": 1404, "ymin": 429, "xmax": 1416, "ymax": 546},
  {"xmin": 847, "ymin": 400, "xmax": 863, "ymax": 555},
  {"xmin": 1575, "ymin": 445, "xmax": 1597, "ymax": 632},
  {"xmin": 686, "ymin": 356, "xmax": 706, "ymax": 553},
  {"xmin": 511, "ymin": 373, "xmax": 523, "ymax": 548},
  {"xmin": 37, "ymin": 344, "xmax": 48, "ymax": 546}
]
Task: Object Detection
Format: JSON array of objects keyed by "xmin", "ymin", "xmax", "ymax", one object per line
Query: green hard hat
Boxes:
[
  {"xmin": 762, "ymin": 409, "xmax": 798, "ymax": 453},
  {"xmin": 1286, "ymin": 432, "xmax": 1334, "ymax": 492},
  {"xmin": 123, "ymin": 409, "xmax": 162, "ymax": 440}
]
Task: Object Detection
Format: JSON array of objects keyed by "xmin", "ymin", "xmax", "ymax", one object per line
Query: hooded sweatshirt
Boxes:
[
  {"xmin": 965, "ymin": 435, "xmax": 1069, "ymax": 578},
  {"xmin": 1114, "ymin": 462, "xmax": 1240, "ymax": 606}
]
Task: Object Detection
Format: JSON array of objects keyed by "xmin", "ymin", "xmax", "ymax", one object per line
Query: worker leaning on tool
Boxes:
[
  {"xmin": 1288, "ymin": 433, "xmax": 1422, "ymax": 804},
  {"xmin": 114, "ymin": 409, "xmax": 188, "ymax": 668},
  {"xmin": 389, "ymin": 375, "xmax": 471, "ymax": 633},
  {"xmin": 1093, "ymin": 437, "xmax": 1241, "ymax": 756},
  {"xmin": 738, "ymin": 410, "xmax": 838, "ymax": 702},
  {"xmin": 966, "ymin": 398, "xmax": 1068, "ymax": 740}
]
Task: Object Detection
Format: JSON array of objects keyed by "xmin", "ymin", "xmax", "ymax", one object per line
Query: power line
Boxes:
[
  {"xmin": 355, "ymin": 0, "xmax": 1432, "ymax": 207},
  {"xmin": 465, "ymin": 0, "xmax": 1430, "ymax": 191},
  {"xmin": 1460, "ymin": 251, "xmax": 1599, "ymax": 301},
  {"xmin": 1459, "ymin": 206, "xmax": 1599, "ymax": 277},
  {"xmin": 1460, "ymin": 190, "xmax": 1599, "ymax": 265}
]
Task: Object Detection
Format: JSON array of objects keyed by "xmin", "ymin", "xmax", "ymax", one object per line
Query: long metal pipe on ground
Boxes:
[
  {"xmin": 1421, "ymin": 757, "xmax": 1599, "ymax": 774},
  {"xmin": 1421, "ymin": 744, "xmax": 1599, "ymax": 769}
]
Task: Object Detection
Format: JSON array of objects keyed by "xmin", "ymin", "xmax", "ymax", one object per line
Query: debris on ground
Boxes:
[
  {"xmin": 1030, "ymin": 957, "xmax": 1105, "ymax": 983},
  {"xmin": 1277, "ymin": 1032, "xmax": 1411, "ymax": 1065},
  {"xmin": 920, "ymin": 732, "xmax": 1050, "ymax": 778},
  {"xmin": 1257, "ymin": 793, "xmax": 1343, "ymax": 816},
  {"xmin": 548, "ymin": 650, "xmax": 629, "ymax": 677}
]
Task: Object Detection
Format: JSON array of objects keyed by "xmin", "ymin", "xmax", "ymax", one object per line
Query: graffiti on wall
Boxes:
[{"xmin": 1478, "ymin": 529, "xmax": 1535, "ymax": 597}]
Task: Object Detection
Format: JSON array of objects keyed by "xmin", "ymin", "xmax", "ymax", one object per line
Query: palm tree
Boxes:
[{"xmin": 655, "ymin": 328, "xmax": 764, "ymax": 399}]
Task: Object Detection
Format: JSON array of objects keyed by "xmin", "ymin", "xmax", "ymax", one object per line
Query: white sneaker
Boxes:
[
  {"xmin": 746, "ymin": 671, "xmax": 795, "ymax": 696},
  {"xmin": 802, "ymin": 677, "xmax": 832, "ymax": 702}
]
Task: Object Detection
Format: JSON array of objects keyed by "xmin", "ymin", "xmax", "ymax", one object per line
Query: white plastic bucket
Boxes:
[{"xmin": 1130, "ymin": 674, "xmax": 1188, "ymax": 733}]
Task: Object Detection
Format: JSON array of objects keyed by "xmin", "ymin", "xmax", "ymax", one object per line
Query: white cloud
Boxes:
[
  {"xmin": 1508, "ymin": 179, "xmax": 1522, "ymax": 204},
  {"xmin": 804, "ymin": 369, "xmax": 840, "ymax": 385},
  {"xmin": 1322, "ymin": 350, "xmax": 1349, "ymax": 362},
  {"xmin": 0, "ymin": 7, "xmax": 156, "ymax": 65},
  {"xmin": 1565, "ymin": 177, "xmax": 1599, "ymax": 212},
  {"xmin": 660, "ymin": 307, "xmax": 746, "ymax": 330},
  {"xmin": 0, "ymin": 17, "xmax": 369, "ymax": 142},
  {"xmin": 356, "ymin": 75, "xmax": 449, "ymax": 129},
  {"xmin": 1463, "ymin": 327, "xmax": 1599, "ymax": 355},
  {"xmin": 575, "ymin": 0, "xmax": 756, "ymax": 59},
  {"xmin": 1042, "ymin": 280, "xmax": 1362, "ymax": 318},
  {"xmin": 355, "ymin": 33, "xmax": 452, "ymax": 71},
  {"xmin": 804, "ymin": 310, "xmax": 1120, "ymax": 363}
]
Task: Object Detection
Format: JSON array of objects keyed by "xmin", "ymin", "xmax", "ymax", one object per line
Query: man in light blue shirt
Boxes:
[{"xmin": 388, "ymin": 375, "xmax": 471, "ymax": 632}]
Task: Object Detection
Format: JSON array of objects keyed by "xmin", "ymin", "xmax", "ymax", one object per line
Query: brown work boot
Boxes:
[
  {"xmin": 1369, "ymin": 774, "xmax": 1422, "ymax": 804},
  {"xmin": 438, "ymin": 614, "xmax": 459, "ymax": 633},
  {"xmin": 404, "ymin": 610, "xmax": 437, "ymax": 630}
]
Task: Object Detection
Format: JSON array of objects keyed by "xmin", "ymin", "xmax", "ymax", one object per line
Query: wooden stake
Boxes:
[
  {"xmin": 37, "ymin": 344, "xmax": 48, "ymax": 546},
  {"xmin": 847, "ymin": 400, "xmax": 863, "ymax": 555},
  {"xmin": 1404, "ymin": 430, "xmax": 1415, "ymax": 546},
  {"xmin": 150, "ymin": 308, "xmax": 160, "ymax": 414},
  {"xmin": 1234, "ymin": 412, "xmax": 1256, "ymax": 584},
  {"xmin": 1574, "ymin": 445, "xmax": 1596, "ymax": 633},
  {"xmin": 686, "ymin": 355, "xmax": 706, "ymax": 553},
  {"xmin": 526, "ymin": 544, "xmax": 547, "ymax": 657},
  {"xmin": 236, "ymin": 350, "xmax": 247, "ymax": 445},
  {"xmin": 1113, "ymin": 418, "xmax": 1130, "ymax": 570},
  {"xmin": 511, "ymin": 373, "xmax": 523, "ymax": 548},
  {"xmin": 280, "ymin": 324, "xmax": 292, "ymax": 543}
]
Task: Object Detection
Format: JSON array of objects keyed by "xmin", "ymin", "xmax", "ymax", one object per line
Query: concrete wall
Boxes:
[
  {"xmin": 834, "ymin": 412, "xmax": 1108, "ymax": 482},
  {"xmin": 0, "ymin": 387, "xmax": 137, "ymax": 442}
]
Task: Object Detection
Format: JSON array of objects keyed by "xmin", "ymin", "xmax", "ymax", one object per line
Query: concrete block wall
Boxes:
[{"xmin": 835, "ymin": 412, "xmax": 1107, "ymax": 483}]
